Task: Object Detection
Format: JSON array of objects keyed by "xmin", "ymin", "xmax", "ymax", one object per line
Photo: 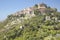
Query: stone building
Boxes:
[
  {"xmin": 23, "ymin": 7, "xmax": 35, "ymax": 17},
  {"xmin": 38, "ymin": 3, "xmax": 47, "ymax": 13}
]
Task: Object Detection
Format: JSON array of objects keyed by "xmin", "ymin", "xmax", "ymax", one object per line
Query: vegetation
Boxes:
[{"xmin": 0, "ymin": 3, "xmax": 60, "ymax": 40}]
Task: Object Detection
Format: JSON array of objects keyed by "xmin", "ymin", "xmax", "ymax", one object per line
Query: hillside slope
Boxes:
[{"xmin": 0, "ymin": 3, "xmax": 60, "ymax": 40}]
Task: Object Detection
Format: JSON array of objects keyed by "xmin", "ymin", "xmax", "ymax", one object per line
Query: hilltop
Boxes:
[{"xmin": 0, "ymin": 3, "xmax": 60, "ymax": 40}]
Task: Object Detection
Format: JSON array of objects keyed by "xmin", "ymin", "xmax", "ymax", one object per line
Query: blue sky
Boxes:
[{"xmin": 0, "ymin": 0, "xmax": 60, "ymax": 21}]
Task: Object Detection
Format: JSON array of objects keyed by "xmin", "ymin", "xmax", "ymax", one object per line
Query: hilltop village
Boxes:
[{"xmin": 8, "ymin": 3, "xmax": 60, "ymax": 23}]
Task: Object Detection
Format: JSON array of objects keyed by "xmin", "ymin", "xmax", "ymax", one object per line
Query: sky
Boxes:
[{"xmin": 0, "ymin": 0, "xmax": 60, "ymax": 21}]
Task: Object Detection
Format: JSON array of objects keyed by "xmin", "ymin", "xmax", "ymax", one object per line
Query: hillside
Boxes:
[{"xmin": 0, "ymin": 3, "xmax": 60, "ymax": 40}]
